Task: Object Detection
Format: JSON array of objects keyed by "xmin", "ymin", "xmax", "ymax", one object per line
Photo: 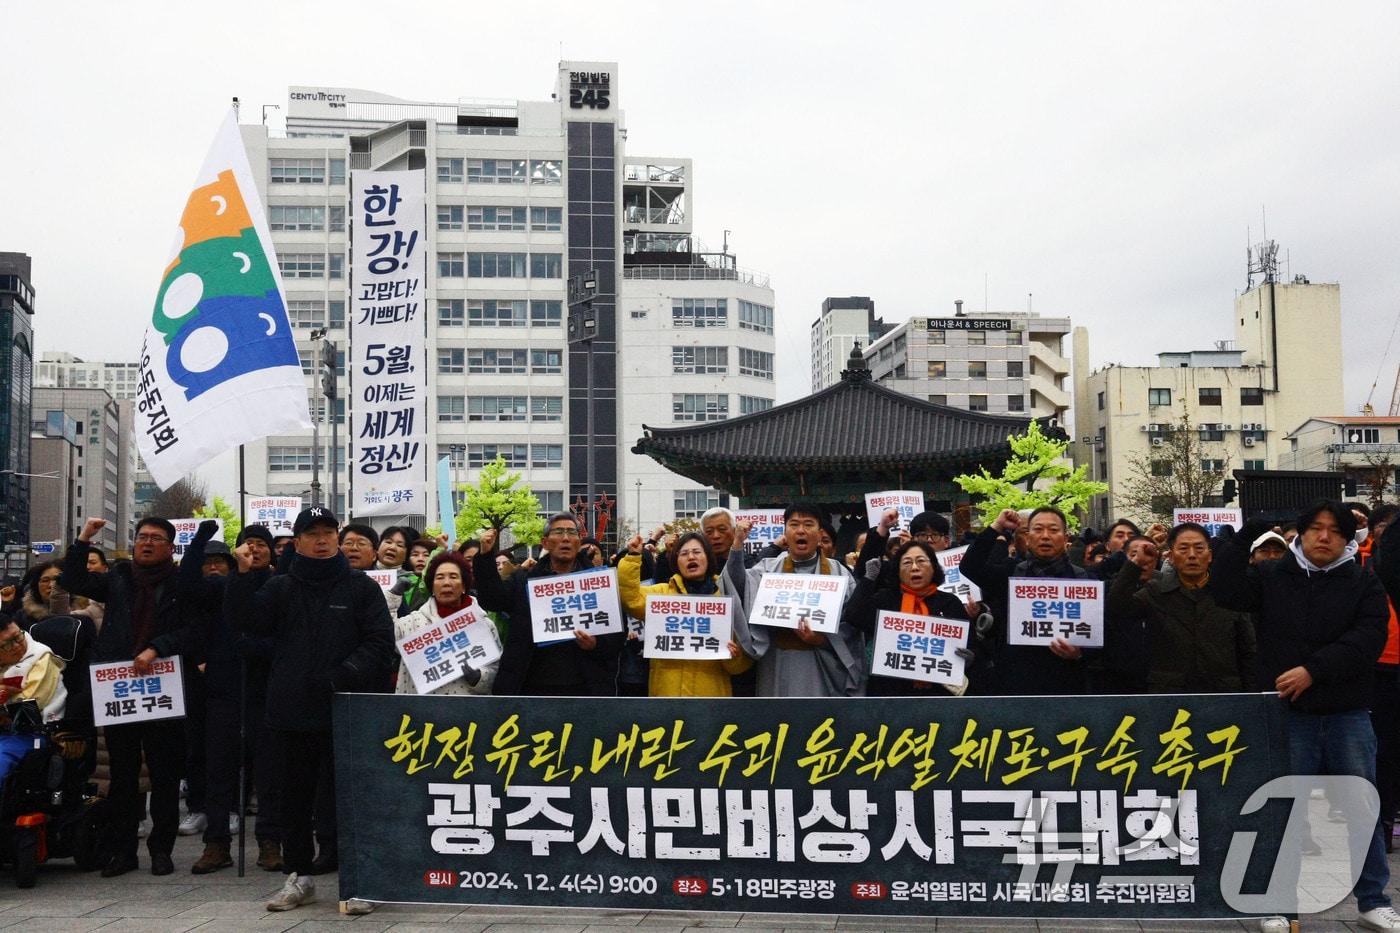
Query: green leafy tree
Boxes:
[
  {"xmin": 193, "ymin": 495, "xmax": 242, "ymax": 548},
  {"xmin": 954, "ymin": 421, "xmax": 1107, "ymax": 531},
  {"xmin": 454, "ymin": 456, "xmax": 545, "ymax": 546}
]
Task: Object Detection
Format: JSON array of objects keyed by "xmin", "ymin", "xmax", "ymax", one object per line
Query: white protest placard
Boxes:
[
  {"xmin": 365, "ymin": 569, "xmax": 397, "ymax": 591},
  {"xmin": 91, "ymin": 657, "xmax": 186, "ymax": 725},
  {"xmin": 248, "ymin": 496, "xmax": 302, "ymax": 535},
  {"xmin": 171, "ymin": 518, "xmax": 223, "ymax": 559},
  {"xmin": 397, "ymin": 604, "xmax": 503, "ymax": 694},
  {"xmin": 527, "ymin": 567, "xmax": 624, "ymax": 644},
  {"xmin": 643, "ymin": 594, "xmax": 734, "ymax": 661},
  {"xmin": 1173, "ymin": 508, "xmax": 1243, "ymax": 538},
  {"xmin": 748, "ymin": 572, "xmax": 849, "ymax": 634},
  {"xmin": 865, "ymin": 490, "xmax": 925, "ymax": 531},
  {"xmin": 936, "ymin": 544, "xmax": 982, "ymax": 603},
  {"xmin": 871, "ymin": 610, "xmax": 970, "ymax": 686},
  {"xmin": 733, "ymin": 509, "xmax": 786, "ymax": 557},
  {"xmin": 1006, "ymin": 579, "xmax": 1105, "ymax": 647}
]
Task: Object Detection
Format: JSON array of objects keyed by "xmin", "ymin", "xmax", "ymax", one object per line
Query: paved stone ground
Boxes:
[{"xmin": 0, "ymin": 832, "xmax": 1395, "ymax": 931}]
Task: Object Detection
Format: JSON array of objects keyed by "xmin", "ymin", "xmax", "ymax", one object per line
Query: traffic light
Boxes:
[{"xmin": 320, "ymin": 339, "xmax": 337, "ymax": 400}]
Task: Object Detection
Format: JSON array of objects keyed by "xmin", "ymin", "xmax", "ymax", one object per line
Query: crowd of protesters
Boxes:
[{"xmin": 3, "ymin": 497, "xmax": 1400, "ymax": 929}]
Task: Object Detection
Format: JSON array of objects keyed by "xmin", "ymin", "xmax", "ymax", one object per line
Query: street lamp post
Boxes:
[
  {"xmin": 634, "ymin": 478, "xmax": 642, "ymax": 534},
  {"xmin": 308, "ymin": 328, "xmax": 327, "ymax": 507}
]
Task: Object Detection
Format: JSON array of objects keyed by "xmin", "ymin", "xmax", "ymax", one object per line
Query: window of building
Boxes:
[
  {"xmin": 1007, "ymin": 395, "xmax": 1025, "ymax": 412},
  {"xmin": 468, "ymin": 396, "xmax": 528, "ymax": 421},
  {"xmin": 1097, "ymin": 390, "xmax": 1105, "ymax": 411},
  {"xmin": 270, "ymin": 158, "xmax": 324, "ymax": 184},
  {"xmin": 437, "ymin": 396, "xmax": 466, "ymax": 423},
  {"xmin": 286, "ymin": 299, "xmax": 325, "ymax": 329},
  {"xmin": 328, "ymin": 254, "xmax": 343, "ymax": 279},
  {"xmin": 673, "ymin": 346, "xmax": 728, "ymax": 375},
  {"xmin": 739, "ymin": 348, "xmax": 774, "ymax": 379},
  {"xmin": 530, "ymin": 300, "xmax": 562, "ymax": 326},
  {"xmin": 1200, "ymin": 424, "xmax": 1225, "ymax": 441},
  {"xmin": 437, "ymin": 158, "xmax": 464, "ymax": 183},
  {"xmin": 675, "ymin": 489, "xmax": 721, "ymax": 519},
  {"xmin": 739, "ymin": 395, "xmax": 772, "ymax": 415},
  {"xmin": 531, "ymin": 444, "xmax": 564, "ymax": 468},
  {"xmin": 673, "ymin": 393, "xmax": 729, "ymax": 422},
  {"xmin": 267, "ymin": 446, "xmax": 313, "ymax": 472},
  {"xmin": 269, "ymin": 205, "xmax": 325, "ymax": 231},
  {"xmin": 1201, "ymin": 459, "xmax": 1225, "ymax": 473},
  {"xmin": 672, "ymin": 298, "xmax": 727, "ymax": 328},
  {"xmin": 967, "ymin": 331, "xmax": 986, "ymax": 345},
  {"xmin": 278, "ymin": 253, "xmax": 324, "ymax": 278},
  {"xmin": 468, "ymin": 349, "xmax": 527, "ymax": 374},
  {"xmin": 467, "ymin": 159, "xmax": 526, "ymax": 184},
  {"xmin": 530, "ymin": 207, "xmax": 563, "ymax": 232},
  {"xmin": 531, "ymin": 349, "xmax": 562, "ymax": 374},
  {"xmin": 969, "ymin": 394, "xmax": 989, "ymax": 412},
  {"xmin": 1151, "ymin": 459, "xmax": 1173, "ymax": 477},
  {"xmin": 1350, "ymin": 428, "xmax": 1382, "ymax": 444},
  {"xmin": 969, "ymin": 361, "xmax": 987, "ymax": 378},
  {"xmin": 467, "ymin": 444, "xmax": 528, "ymax": 469},
  {"xmin": 438, "ymin": 299, "xmax": 464, "ymax": 327},
  {"xmin": 928, "ymin": 330, "xmax": 946, "ymax": 345},
  {"xmin": 467, "ymin": 206, "xmax": 526, "ymax": 231},
  {"xmin": 439, "ymin": 446, "xmax": 466, "ymax": 470},
  {"xmin": 1149, "ymin": 388, "xmax": 1172, "ymax": 406},
  {"xmin": 530, "ymin": 253, "xmax": 562, "ymax": 278},
  {"xmin": 437, "ymin": 205, "xmax": 464, "ymax": 230},
  {"xmin": 929, "ymin": 394, "xmax": 947, "ymax": 406},
  {"xmin": 530, "ymin": 160, "xmax": 562, "ymax": 184},
  {"xmin": 1199, "ymin": 387, "xmax": 1223, "ymax": 406},
  {"xmin": 738, "ymin": 301, "xmax": 774, "ymax": 334},
  {"xmin": 531, "ymin": 396, "xmax": 563, "ymax": 422},
  {"xmin": 535, "ymin": 490, "xmax": 564, "ymax": 516},
  {"xmin": 328, "ymin": 158, "xmax": 345, "ymax": 185},
  {"xmin": 1006, "ymin": 361, "xmax": 1023, "ymax": 378},
  {"xmin": 1241, "ymin": 387, "xmax": 1264, "ymax": 406},
  {"xmin": 469, "ymin": 299, "xmax": 527, "ymax": 327},
  {"xmin": 928, "ymin": 361, "xmax": 947, "ymax": 378},
  {"xmin": 438, "ymin": 348, "xmax": 464, "ymax": 374},
  {"xmin": 468, "ymin": 252, "xmax": 527, "ymax": 278},
  {"xmin": 1244, "ymin": 459, "xmax": 1267, "ymax": 471},
  {"xmin": 328, "ymin": 300, "xmax": 344, "ymax": 329},
  {"xmin": 437, "ymin": 252, "xmax": 465, "ymax": 277},
  {"xmin": 329, "ymin": 206, "xmax": 345, "ymax": 232}
]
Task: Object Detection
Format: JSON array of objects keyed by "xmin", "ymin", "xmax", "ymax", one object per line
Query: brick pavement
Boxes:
[{"xmin": 0, "ymin": 832, "xmax": 1395, "ymax": 931}]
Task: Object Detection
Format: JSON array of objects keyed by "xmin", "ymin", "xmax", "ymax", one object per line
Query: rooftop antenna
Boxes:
[
  {"xmin": 722, "ymin": 229, "xmax": 731, "ymax": 256},
  {"xmin": 1027, "ymin": 292, "xmax": 1033, "ymax": 313}
]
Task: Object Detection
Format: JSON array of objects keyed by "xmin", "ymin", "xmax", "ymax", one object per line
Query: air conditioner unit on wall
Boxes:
[
  {"xmin": 1151, "ymin": 437, "xmax": 1165, "ymax": 447},
  {"xmin": 1243, "ymin": 436, "xmax": 1256, "ymax": 447}
]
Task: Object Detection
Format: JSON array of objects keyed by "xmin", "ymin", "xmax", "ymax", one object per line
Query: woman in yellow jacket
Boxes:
[{"xmin": 618, "ymin": 531, "xmax": 752, "ymax": 697}]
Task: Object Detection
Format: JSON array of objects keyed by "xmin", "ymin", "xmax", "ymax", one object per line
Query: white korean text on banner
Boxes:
[
  {"xmin": 1007, "ymin": 579, "xmax": 1104, "ymax": 647},
  {"xmin": 350, "ymin": 169, "xmax": 428, "ymax": 517},
  {"xmin": 1174, "ymin": 508, "xmax": 1244, "ymax": 538},
  {"xmin": 91, "ymin": 657, "xmax": 187, "ymax": 725},
  {"xmin": 936, "ymin": 544, "xmax": 982, "ymax": 603},
  {"xmin": 526, "ymin": 568, "xmax": 624, "ymax": 643},
  {"xmin": 137, "ymin": 110, "xmax": 311, "ymax": 488},
  {"xmin": 366, "ymin": 569, "xmax": 397, "ymax": 592},
  {"xmin": 643, "ymin": 594, "xmax": 734, "ymax": 661},
  {"xmin": 871, "ymin": 610, "xmax": 969, "ymax": 685},
  {"xmin": 248, "ymin": 496, "xmax": 302, "ymax": 535},
  {"xmin": 748, "ymin": 572, "xmax": 848, "ymax": 635},
  {"xmin": 171, "ymin": 518, "xmax": 223, "ymax": 559},
  {"xmin": 864, "ymin": 490, "xmax": 925, "ymax": 531},
  {"xmin": 733, "ymin": 509, "xmax": 786, "ymax": 557},
  {"xmin": 397, "ymin": 604, "xmax": 503, "ymax": 694}
]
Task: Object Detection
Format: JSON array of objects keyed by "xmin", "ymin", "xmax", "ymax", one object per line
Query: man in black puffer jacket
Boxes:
[
  {"xmin": 224, "ymin": 507, "xmax": 394, "ymax": 912},
  {"xmin": 961, "ymin": 506, "xmax": 1090, "ymax": 696},
  {"xmin": 1213, "ymin": 501, "xmax": 1397, "ymax": 931}
]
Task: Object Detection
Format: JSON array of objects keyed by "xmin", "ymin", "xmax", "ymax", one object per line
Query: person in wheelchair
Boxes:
[{"xmin": 0, "ymin": 616, "xmax": 66, "ymax": 727}]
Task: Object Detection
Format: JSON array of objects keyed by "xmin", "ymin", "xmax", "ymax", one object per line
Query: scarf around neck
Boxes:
[
  {"xmin": 129, "ymin": 560, "xmax": 176, "ymax": 652},
  {"xmin": 900, "ymin": 583, "xmax": 937, "ymax": 616},
  {"xmin": 782, "ymin": 553, "xmax": 830, "ymax": 575},
  {"xmin": 677, "ymin": 575, "xmax": 719, "ymax": 596}
]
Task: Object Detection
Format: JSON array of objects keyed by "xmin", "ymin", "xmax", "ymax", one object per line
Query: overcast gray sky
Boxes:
[{"xmin": 5, "ymin": 1, "xmax": 1398, "ymax": 424}]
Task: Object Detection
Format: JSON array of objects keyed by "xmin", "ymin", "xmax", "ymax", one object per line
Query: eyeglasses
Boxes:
[
  {"xmin": 913, "ymin": 531, "xmax": 948, "ymax": 541},
  {"xmin": 134, "ymin": 534, "xmax": 170, "ymax": 544},
  {"xmin": 899, "ymin": 558, "xmax": 933, "ymax": 568},
  {"xmin": 0, "ymin": 633, "xmax": 23, "ymax": 651},
  {"xmin": 547, "ymin": 528, "xmax": 581, "ymax": 538}
]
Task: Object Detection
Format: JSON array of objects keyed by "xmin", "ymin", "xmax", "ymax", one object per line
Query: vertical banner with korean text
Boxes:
[
  {"xmin": 350, "ymin": 170, "xmax": 428, "ymax": 517},
  {"xmin": 137, "ymin": 110, "xmax": 310, "ymax": 488}
]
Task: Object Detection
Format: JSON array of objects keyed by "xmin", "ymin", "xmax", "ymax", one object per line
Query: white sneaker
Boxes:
[
  {"xmin": 343, "ymin": 898, "xmax": 374, "ymax": 915},
  {"xmin": 1360, "ymin": 905, "xmax": 1400, "ymax": 931},
  {"xmin": 266, "ymin": 872, "xmax": 315, "ymax": 911},
  {"xmin": 1258, "ymin": 919, "xmax": 1290, "ymax": 933},
  {"xmin": 137, "ymin": 818, "xmax": 150, "ymax": 839},
  {"xmin": 229, "ymin": 814, "xmax": 241, "ymax": 833},
  {"xmin": 178, "ymin": 812, "xmax": 207, "ymax": 836}
]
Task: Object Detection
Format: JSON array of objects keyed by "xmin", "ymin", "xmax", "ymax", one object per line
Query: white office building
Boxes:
[
  {"xmin": 810, "ymin": 297, "xmax": 890, "ymax": 391},
  {"xmin": 234, "ymin": 62, "xmax": 774, "ymax": 535}
]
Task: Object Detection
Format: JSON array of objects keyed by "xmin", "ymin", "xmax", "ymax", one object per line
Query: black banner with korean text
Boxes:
[{"xmin": 333, "ymin": 693, "xmax": 1291, "ymax": 918}]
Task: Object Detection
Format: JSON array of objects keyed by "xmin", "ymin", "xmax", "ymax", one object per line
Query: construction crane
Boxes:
[{"xmin": 1389, "ymin": 365, "xmax": 1400, "ymax": 417}]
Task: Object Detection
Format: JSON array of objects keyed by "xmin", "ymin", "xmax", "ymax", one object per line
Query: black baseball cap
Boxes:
[{"xmin": 292, "ymin": 506, "xmax": 339, "ymax": 535}]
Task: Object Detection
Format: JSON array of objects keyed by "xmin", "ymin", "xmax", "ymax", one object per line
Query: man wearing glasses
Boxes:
[
  {"xmin": 61, "ymin": 515, "xmax": 189, "ymax": 877},
  {"xmin": 474, "ymin": 512, "xmax": 623, "ymax": 696}
]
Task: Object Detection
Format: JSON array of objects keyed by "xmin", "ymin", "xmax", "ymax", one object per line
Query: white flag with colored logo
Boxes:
[{"xmin": 136, "ymin": 110, "xmax": 311, "ymax": 488}]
